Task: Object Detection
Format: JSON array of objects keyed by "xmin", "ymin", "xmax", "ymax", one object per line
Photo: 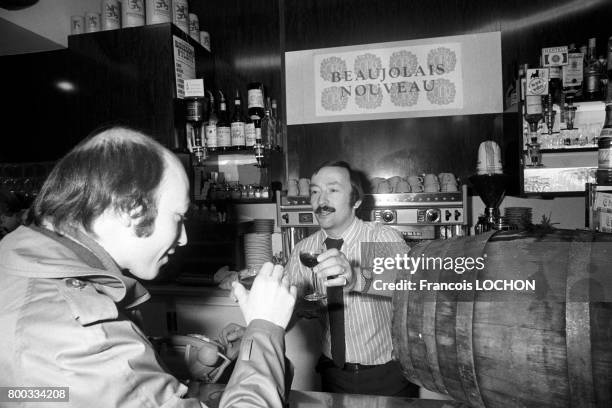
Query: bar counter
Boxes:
[{"xmin": 198, "ymin": 384, "xmax": 464, "ymax": 408}]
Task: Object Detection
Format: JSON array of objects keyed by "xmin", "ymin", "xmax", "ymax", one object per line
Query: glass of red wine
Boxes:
[{"xmin": 300, "ymin": 250, "xmax": 326, "ymax": 301}]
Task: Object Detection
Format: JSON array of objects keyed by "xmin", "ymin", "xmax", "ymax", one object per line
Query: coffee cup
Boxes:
[
  {"xmin": 407, "ymin": 175, "xmax": 424, "ymax": 185},
  {"xmin": 441, "ymin": 183, "xmax": 458, "ymax": 192},
  {"xmin": 410, "ymin": 183, "xmax": 424, "ymax": 192},
  {"xmin": 423, "ymin": 173, "xmax": 439, "ymax": 186},
  {"xmin": 438, "ymin": 173, "xmax": 456, "ymax": 185},
  {"xmin": 387, "ymin": 176, "xmax": 403, "ymax": 190},
  {"xmin": 395, "ymin": 180, "xmax": 411, "ymax": 193},
  {"xmin": 424, "ymin": 183, "xmax": 440, "ymax": 193},
  {"xmin": 376, "ymin": 180, "xmax": 393, "ymax": 193}
]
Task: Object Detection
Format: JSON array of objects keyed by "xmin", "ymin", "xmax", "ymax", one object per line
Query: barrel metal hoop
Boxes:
[
  {"xmin": 565, "ymin": 238, "xmax": 595, "ymax": 408},
  {"xmin": 454, "ymin": 232, "xmax": 493, "ymax": 408},
  {"xmin": 421, "ymin": 239, "xmax": 451, "ymax": 395}
]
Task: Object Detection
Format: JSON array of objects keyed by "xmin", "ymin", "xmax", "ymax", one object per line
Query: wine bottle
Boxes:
[
  {"xmin": 247, "ymin": 82, "xmax": 265, "ymax": 121},
  {"xmin": 230, "ymin": 89, "xmax": 246, "ymax": 150},
  {"xmin": 245, "ymin": 116, "xmax": 257, "ymax": 148},
  {"xmin": 217, "ymin": 91, "xmax": 231, "ymax": 152},
  {"xmin": 260, "ymin": 101, "xmax": 274, "ymax": 150},
  {"xmin": 205, "ymin": 91, "xmax": 218, "ymax": 153},
  {"xmin": 584, "ymin": 38, "xmax": 602, "ymax": 101},
  {"xmin": 563, "ymin": 44, "xmax": 583, "ymax": 101}
]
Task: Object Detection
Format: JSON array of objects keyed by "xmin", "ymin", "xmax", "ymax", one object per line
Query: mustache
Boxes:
[{"xmin": 315, "ymin": 205, "xmax": 336, "ymax": 214}]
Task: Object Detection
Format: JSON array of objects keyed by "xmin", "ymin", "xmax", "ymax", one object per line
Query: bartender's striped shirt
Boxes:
[{"xmin": 285, "ymin": 216, "xmax": 410, "ymax": 365}]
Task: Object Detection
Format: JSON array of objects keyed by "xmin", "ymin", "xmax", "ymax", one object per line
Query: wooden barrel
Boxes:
[{"xmin": 392, "ymin": 229, "xmax": 612, "ymax": 408}]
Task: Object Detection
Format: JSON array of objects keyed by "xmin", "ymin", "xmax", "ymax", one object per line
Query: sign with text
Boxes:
[
  {"xmin": 286, "ymin": 32, "xmax": 502, "ymax": 125},
  {"xmin": 314, "ymin": 43, "xmax": 463, "ymax": 116},
  {"xmin": 173, "ymin": 35, "xmax": 195, "ymax": 99}
]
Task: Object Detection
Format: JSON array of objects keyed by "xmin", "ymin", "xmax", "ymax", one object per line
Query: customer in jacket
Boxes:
[
  {"xmin": 284, "ymin": 161, "xmax": 418, "ymax": 396},
  {"xmin": 0, "ymin": 126, "xmax": 296, "ymax": 408}
]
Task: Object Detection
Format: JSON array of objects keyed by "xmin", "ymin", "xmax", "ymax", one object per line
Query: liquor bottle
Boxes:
[
  {"xmin": 271, "ymin": 99, "xmax": 281, "ymax": 150},
  {"xmin": 597, "ymin": 103, "xmax": 612, "ymax": 184},
  {"xmin": 185, "ymin": 95, "xmax": 206, "ymax": 164},
  {"xmin": 247, "ymin": 82, "xmax": 265, "ymax": 121},
  {"xmin": 265, "ymin": 97, "xmax": 277, "ymax": 148},
  {"xmin": 205, "ymin": 91, "xmax": 218, "ymax": 153},
  {"xmin": 524, "ymin": 95, "xmax": 543, "ymax": 140},
  {"xmin": 584, "ymin": 38, "xmax": 602, "ymax": 101},
  {"xmin": 245, "ymin": 116, "xmax": 257, "ymax": 148},
  {"xmin": 230, "ymin": 89, "xmax": 246, "ymax": 150},
  {"xmin": 216, "ymin": 91, "xmax": 231, "ymax": 152},
  {"xmin": 563, "ymin": 43, "xmax": 583, "ymax": 101},
  {"xmin": 548, "ymin": 66, "xmax": 562, "ymax": 105},
  {"xmin": 260, "ymin": 102, "xmax": 274, "ymax": 150}
]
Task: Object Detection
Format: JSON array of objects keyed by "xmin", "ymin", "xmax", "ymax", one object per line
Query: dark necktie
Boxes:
[{"xmin": 324, "ymin": 237, "xmax": 345, "ymax": 367}]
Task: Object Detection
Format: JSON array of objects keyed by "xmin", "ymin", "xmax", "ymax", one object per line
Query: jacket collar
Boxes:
[{"xmin": 7, "ymin": 225, "xmax": 150, "ymax": 308}]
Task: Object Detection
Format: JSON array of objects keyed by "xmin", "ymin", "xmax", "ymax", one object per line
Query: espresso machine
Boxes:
[
  {"xmin": 359, "ymin": 185, "xmax": 469, "ymax": 243},
  {"xmin": 276, "ymin": 191, "xmax": 319, "ymax": 255}
]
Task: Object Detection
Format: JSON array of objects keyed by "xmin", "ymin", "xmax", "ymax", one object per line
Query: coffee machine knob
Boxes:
[
  {"xmin": 425, "ymin": 208, "xmax": 440, "ymax": 223},
  {"xmin": 381, "ymin": 210, "xmax": 395, "ymax": 223}
]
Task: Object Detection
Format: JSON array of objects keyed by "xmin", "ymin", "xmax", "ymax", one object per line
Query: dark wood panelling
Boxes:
[
  {"xmin": 287, "ymin": 113, "xmax": 513, "ymax": 191},
  {"xmin": 0, "ymin": 49, "xmax": 77, "ymax": 162},
  {"xmin": 68, "ymin": 23, "xmax": 214, "ymax": 149},
  {"xmin": 190, "ymin": 0, "xmax": 282, "ymax": 103}
]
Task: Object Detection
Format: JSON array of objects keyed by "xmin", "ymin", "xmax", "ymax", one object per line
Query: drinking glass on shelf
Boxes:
[{"xmin": 300, "ymin": 250, "xmax": 326, "ymax": 301}]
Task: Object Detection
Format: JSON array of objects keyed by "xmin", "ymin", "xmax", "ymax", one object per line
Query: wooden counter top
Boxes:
[{"xmin": 199, "ymin": 384, "xmax": 465, "ymax": 408}]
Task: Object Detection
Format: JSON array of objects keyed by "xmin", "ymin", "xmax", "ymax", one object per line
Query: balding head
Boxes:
[{"xmin": 32, "ymin": 126, "xmax": 185, "ymax": 237}]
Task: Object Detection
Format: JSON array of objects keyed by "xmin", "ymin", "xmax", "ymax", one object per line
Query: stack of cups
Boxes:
[
  {"xmin": 439, "ymin": 173, "xmax": 458, "ymax": 192},
  {"xmin": 423, "ymin": 174, "xmax": 440, "ymax": 192},
  {"xmin": 476, "ymin": 141, "xmax": 503, "ymax": 175},
  {"xmin": 407, "ymin": 175, "xmax": 424, "ymax": 192}
]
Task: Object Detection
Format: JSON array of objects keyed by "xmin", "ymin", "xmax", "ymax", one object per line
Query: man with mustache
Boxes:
[
  {"xmin": 0, "ymin": 126, "xmax": 296, "ymax": 407},
  {"xmin": 285, "ymin": 161, "xmax": 418, "ymax": 396}
]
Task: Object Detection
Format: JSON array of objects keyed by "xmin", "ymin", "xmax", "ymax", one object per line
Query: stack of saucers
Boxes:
[
  {"xmin": 253, "ymin": 219, "xmax": 275, "ymax": 234},
  {"xmin": 504, "ymin": 207, "xmax": 533, "ymax": 230},
  {"xmin": 244, "ymin": 233, "xmax": 273, "ymax": 268}
]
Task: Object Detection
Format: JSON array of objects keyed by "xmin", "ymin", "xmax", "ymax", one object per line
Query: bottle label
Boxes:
[
  {"xmin": 206, "ymin": 124, "xmax": 218, "ymax": 148},
  {"xmin": 525, "ymin": 95, "xmax": 543, "ymax": 115},
  {"xmin": 599, "ymin": 131, "xmax": 612, "ymax": 168},
  {"xmin": 231, "ymin": 122, "xmax": 246, "ymax": 146},
  {"xmin": 248, "ymin": 89, "xmax": 264, "ymax": 109},
  {"xmin": 218, "ymin": 126, "xmax": 231, "ymax": 147},
  {"xmin": 255, "ymin": 127, "xmax": 262, "ymax": 142},
  {"xmin": 562, "ymin": 53, "xmax": 584, "ymax": 89},
  {"xmin": 245, "ymin": 123, "xmax": 256, "ymax": 146}
]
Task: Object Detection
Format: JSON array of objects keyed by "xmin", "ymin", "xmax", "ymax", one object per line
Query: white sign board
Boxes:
[
  {"xmin": 173, "ymin": 35, "xmax": 196, "ymax": 99},
  {"xmin": 286, "ymin": 31, "xmax": 503, "ymax": 125}
]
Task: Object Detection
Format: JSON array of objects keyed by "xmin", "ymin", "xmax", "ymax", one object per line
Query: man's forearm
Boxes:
[{"xmin": 220, "ymin": 319, "xmax": 287, "ymax": 408}]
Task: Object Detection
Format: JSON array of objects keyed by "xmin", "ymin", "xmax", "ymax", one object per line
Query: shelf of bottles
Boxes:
[
  {"xmin": 516, "ymin": 36, "xmax": 612, "ymax": 194},
  {"xmin": 185, "ymin": 82, "xmax": 284, "ymax": 169}
]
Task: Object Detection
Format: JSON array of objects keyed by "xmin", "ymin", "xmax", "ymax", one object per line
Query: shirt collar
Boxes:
[{"xmin": 321, "ymin": 216, "xmax": 361, "ymax": 244}]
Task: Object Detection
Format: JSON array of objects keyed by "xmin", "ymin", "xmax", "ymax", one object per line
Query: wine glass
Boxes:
[{"xmin": 300, "ymin": 250, "xmax": 326, "ymax": 301}]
